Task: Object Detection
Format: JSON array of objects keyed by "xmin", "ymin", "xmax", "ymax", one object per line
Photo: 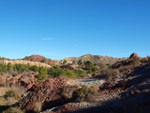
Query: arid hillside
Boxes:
[{"xmin": 0, "ymin": 53, "xmax": 150, "ymax": 113}]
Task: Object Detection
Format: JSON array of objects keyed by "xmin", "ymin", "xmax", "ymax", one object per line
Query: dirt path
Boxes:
[{"xmin": 67, "ymin": 78, "xmax": 106, "ymax": 87}]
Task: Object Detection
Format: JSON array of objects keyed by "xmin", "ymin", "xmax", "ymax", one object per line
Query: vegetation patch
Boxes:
[{"xmin": 2, "ymin": 107, "xmax": 24, "ymax": 113}]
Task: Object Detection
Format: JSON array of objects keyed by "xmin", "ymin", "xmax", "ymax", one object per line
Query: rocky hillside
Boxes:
[
  {"xmin": 60, "ymin": 54, "xmax": 124, "ymax": 65},
  {"xmin": 21, "ymin": 54, "xmax": 124, "ymax": 66}
]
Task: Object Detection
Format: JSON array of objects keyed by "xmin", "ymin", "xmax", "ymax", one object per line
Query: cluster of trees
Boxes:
[
  {"xmin": 83, "ymin": 61, "xmax": 97, "ymax": 74},
  {"xmin": 48, "ymin": 66, "xmax": 86, "ymax": 78},
  {"xmin": 0, "ymin": 63, "xmax": 47, "ymax": 74},
  {"xmin": 0, "ymin": 63, "xmax": 87, "ymax": 79}
]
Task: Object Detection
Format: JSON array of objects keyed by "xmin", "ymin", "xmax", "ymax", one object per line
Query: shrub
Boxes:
[
  {"xmin": 4, "ymin": 90, "xmax": 15, "ymax": 99},
  {"xmin": 48, "ymin": 66, "xmax": 63, "ymax": 77},
  {"xmin": 2, "ymin": 107, "xmax": 24, "ymax": 113},
  {"xmin": 48, "ymin": 66, "xmax": 86, "ymax": 78},
  {"xmin": 4, "ymin": 90, "xmax": 20, "ymax": 100},
  {"xmin": 84, "ymin": 61, "xmax": 97, "ymax": 74},
  {"xmin": 84, "ymin": 61, "xmax": 93, "ymax": 70},
  {"xmin": 35, "ymin": 74, "xmax": 47, "ymax": 81},
  {"xmin": 33, "ymin": 102, "xmax": 42, "ymax": 113},
  {"xmin": 30, "ymin": 65, "xmax": 39, "ymax": 72},
  {"xmin": 73, "ymin": 69, "xmax": 86, "ymax": 77},
  {"xmin": 38, "ymin": 67, "xmax": 48, "ymax": 75},
  {"xmin": 98, "ymin": 63, "xmax": 106, "ymax": 69},
  {"xmin": 63, "ymin": 60, "xmax": 67, "ymax": 64},
  {"xmin": 73, "ymin": 85, "xmax": 96, "ymax": 102},
  {"xmin": 61, "ymin": 86, "xmax": 78, "ymax": 100},
  {"xmin": 41, "ymin": 58, "xmax": 46, "ymax": 63},
  {"xmin": 78, "ymin": 60, "xmax": 82, "ymax": 65}
]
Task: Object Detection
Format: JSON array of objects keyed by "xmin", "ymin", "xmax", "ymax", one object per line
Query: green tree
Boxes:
[
  {"xmin": 84, "ymin": 61, "xmax": 97, "ymax": 74},
  {"xmin": 41, "ymin": 59, "xmax": 46, "ymax": 63},
  {"xmin": 63, "ymin": 60, "xmax": 67, "ymax": 65}
]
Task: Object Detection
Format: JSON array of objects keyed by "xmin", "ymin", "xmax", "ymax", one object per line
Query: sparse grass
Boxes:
[
  {"xmin": 2, "ymin": 107, "xmax": 24, "ymax": 113},
  {"xmin": 0, "ymin": 87, "xmax": 21, "ymax": 106},
  {"xmin": 0, "ymin": 87, "xmax": 11, "ymax": 96},
  {"xmin": 0, "ymin": 97, "xmax": 8, "ymax": 105}
]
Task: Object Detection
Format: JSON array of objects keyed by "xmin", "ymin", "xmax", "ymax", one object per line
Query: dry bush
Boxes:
[
  {"xmin": 97, "ymin": 69, "xmax": 119, "ymax": 80},
  {"xmin": 61, "ymin": 86, "xmax": 78, "ymax": 100},
  {"xmin": 72, "ymin": 85, "xmax": 96, "ymax": 102}
]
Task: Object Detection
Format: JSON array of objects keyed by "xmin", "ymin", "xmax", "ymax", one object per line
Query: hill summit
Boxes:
[{"xmin": 23, "ymin": 55, "xmax": 56, "ymax": 65}]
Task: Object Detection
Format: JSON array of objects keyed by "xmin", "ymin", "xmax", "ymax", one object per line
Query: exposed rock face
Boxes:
[
  {"xmin": 18, "ymin": 78, "xmax": 67, "ymax": 112},
  {"xmin": 129, "ymin": 53, "xmax": 139, "ymax": 59}
]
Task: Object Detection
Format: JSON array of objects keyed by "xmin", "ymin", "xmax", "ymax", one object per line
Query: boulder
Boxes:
[{"xmin": 129, "ymin": 53, "xmax": 139, "ymax": 59}]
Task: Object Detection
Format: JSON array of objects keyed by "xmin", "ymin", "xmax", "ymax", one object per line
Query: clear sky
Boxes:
[{"xmin": 0, "ymin": 0, "xmax": 150, "ymax": 59}]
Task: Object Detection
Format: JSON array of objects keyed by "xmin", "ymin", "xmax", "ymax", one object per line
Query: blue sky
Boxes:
[{"xmin": 0, "ymin": 0, "xmax": 150, "ymax": 59}]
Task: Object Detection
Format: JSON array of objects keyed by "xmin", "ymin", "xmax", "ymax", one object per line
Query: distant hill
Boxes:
[
  {"xmin": 0, "ymin": 54, "xmax": 125, "ymax": 66},
  {"xmin": 23, "ymin": 55, "xmax": 57, "ymax": 65},
  {"xmin": 60, "ymin": 54, "xmax": 124, "ymax": 65}
]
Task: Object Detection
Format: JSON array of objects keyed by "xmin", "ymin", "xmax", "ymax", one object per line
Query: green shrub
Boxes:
[
  {"xmin": 0, "ymin": 63, "xmax": 86, "ymax": 78},
  {"xmin": 83, "ymin": 61, "xmax": 97, "ymax": 74},
  {"xmin": 48, "ymin": 66, "xmax": 86, "ymax": 78},
  {"xmin": 2, "ymin": 107, "xmax": 24, "ymax": 113},
  {"xmin": 30, "ymin": 65, "xmax": 39, "ymax": 72},
  {"xmin": 63, "ymin": 60, "xmax": 67, "ymax": 64},
  {"xmin": 35, "ymin": 74, "xmax": 47, "ymax": 81},
  {"xmin": 4, "ymin": 90, "xmax": 20, "ymax": 100},
  {"xmin": 41, "ymin": 58, "xmax": 46, "ymax": 63},
  {"xmin": 73, "ymin": 69, "xmax": 86, "ymax": 77},
  {"xmin": 4, "ymin": 90, "xmax": 15, "ymax": 99},
  {"xmin": 48, "ymin": 66, "xmax": 63, "ymax": 77}
]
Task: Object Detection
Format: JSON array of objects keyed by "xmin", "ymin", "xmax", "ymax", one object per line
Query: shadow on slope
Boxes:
[{"xmin": 72, "ymin": 64, "xmax": 150, "ymax": 113}]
